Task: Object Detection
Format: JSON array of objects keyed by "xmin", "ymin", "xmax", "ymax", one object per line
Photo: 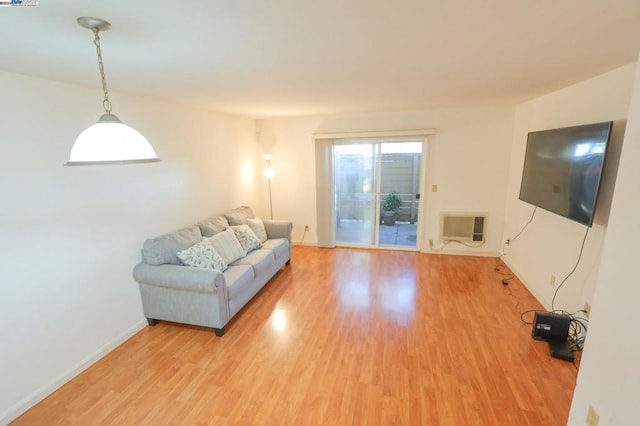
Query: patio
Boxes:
[{"xmin": 335, "ymin": 219, "xmax": 418, "ymax": 247}]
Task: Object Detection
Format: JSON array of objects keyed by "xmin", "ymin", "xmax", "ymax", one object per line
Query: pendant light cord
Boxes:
[{"xmin": 92, "ymin": 28, "xmax": 112, "ymax": 114}]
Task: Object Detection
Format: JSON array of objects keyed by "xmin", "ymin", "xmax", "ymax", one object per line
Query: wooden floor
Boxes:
[{"xmin": 14, "ymin": 246, "xmax": 577, "ymax": 425}]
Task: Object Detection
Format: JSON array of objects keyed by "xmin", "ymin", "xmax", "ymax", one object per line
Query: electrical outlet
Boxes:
[
  {"xmin": 304, "ymin": 225, "xmax": 309, "ymax": 232},
  {"xmin": 586, "ymin": 405, "xmax": 599, "ymax": 426},
  {"xmin": 429, "ymin": 239, "xmax": 434, "ymax": 248},
  {"xmin": 584, "ymin": 302, "xmax": 591, "ymax": 318},
  {"xmin": 431, "ymin": 184, "xmax": 438, "ymax": 192},
  {"xmin": 550, "ymin": 275, "xmax": 556, "ymax": 287}
]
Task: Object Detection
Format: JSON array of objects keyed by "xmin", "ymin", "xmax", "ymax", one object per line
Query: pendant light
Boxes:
[{"xmin": 66, "ymin": 17, "xmax": 160, "ymax": 166}]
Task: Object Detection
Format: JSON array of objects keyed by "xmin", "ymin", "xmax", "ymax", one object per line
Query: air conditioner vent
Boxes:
[{"xmin": 440, "ymin": 212, "xmax": 486, "ymax": 242}]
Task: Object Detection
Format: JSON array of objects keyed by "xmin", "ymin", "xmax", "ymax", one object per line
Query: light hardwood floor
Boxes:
[{"xmin": 14, "ymin": 246, "xmax": 577, "ymax": 425}]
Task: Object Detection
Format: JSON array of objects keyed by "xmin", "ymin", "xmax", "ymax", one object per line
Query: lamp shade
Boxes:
[{"xmin": 66, "ymin": 113, "xmax": 159, "ymax": 165}]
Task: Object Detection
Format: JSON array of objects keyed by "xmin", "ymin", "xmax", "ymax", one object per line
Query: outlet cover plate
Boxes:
[{"xmin": 586, "ymin": 405, "xmax": 599, "ymax": 426}]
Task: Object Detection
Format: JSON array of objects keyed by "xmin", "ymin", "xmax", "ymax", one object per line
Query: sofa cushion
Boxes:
[
  {"xmin": 261, "ymin": 238, "xmax": 290, "ymax": 261},
  {"xmin": 247, "ymin": 216, "xmax": 268, "ymax": 242},
  {"xmin": 233, "ymin": 249, "xmax": 276, "ymax": 276},
  {"xmin": 223, "ymin": 265, "xmax": 255, "ymax": 300},
  {"xmin": 142, "ymin": 225, "xmax": 202, "ymax": 265},
  {"xmin": 208, "ymin": 228, "xmax": 246, "ymax": 265},
  {"xmin": 176, "ymin": 238, "xmax": 228, "ymax": 272},
  {"xmin": 232, "ymin": 224, "xmax": 263, "ymax": 253},
  {"xmin": 224, "ymin": 206, "xmax": 255, "ymax": 226},
  {"xmin": 198, "ymin": 215, "xmax": 229, "ymax": 238}
]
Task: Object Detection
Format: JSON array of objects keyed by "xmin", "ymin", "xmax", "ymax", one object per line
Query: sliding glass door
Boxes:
[
  {"xmin": 334, "ymin": 144, "xmax": 377, "ymax": 245},
  {"xmin": 335, "ymin": 141, "xmax": 423, "ymax": 249}
]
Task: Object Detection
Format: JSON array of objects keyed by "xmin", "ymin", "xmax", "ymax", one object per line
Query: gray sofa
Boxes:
[{"xmin": 132, "ymin": 206, "xmax": 292, "ymax": 336}]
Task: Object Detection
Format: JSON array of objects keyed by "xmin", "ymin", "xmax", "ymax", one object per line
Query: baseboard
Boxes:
[
  {"xmin": 500, "ymin": 256, "xmax": 550, "ymax": 310},
  {"xmin": 292, "ymin": 241, "xmax": 499, "ymax": 257},
  {"xmin": 292, "ymin": 241, "xmax": 318, "ymax": 247},
  {"xmin": 423, "ymin": 248, "xmax": 502, "ymax": 258},
  {"xmin": 1, "ymin": 319, "xmax": 147, "ymax": 425}
]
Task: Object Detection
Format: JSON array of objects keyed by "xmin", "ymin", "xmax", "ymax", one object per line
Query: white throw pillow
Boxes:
[
  {"xmin": 232, "ymin": 224, "xmax": 263, "ymax": 253},
  {"xmin": 176, "ymin": 238, "xmax": 228, "ymax": 272},
  {"xmin": 208, "ymin": 228, "xmax": 247, "ymax": 264},
  {"xmin": 247, "ymin": 216, "xmax": 268, "ymax": 243}
]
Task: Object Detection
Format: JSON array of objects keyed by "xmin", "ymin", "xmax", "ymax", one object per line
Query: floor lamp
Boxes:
[{"xmin": 264, "ymin": 154, "xmax": 275, "ymax": 219}]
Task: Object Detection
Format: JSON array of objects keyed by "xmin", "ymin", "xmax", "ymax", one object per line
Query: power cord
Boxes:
[
  {"xmin": 503, "ymin": 281, "xmax": 526, "ymax": 316},
  {"xmin": 494, "ymin": 209, "xmax": 538, "ymax": 312},
  {"xmin": 494, "ymin": 257, "xmax": 515, "ymax": 281},
  {"xmin": 506, "ymin": 206, "xmax": 538, "ymax": 248},
  {"xmin": 495, "ymin": 208, "xmax": 590, "ymax": 370},
  {"xmin": 551, "ymin": 226, "xmax": 590, "ymax": 312},
  {"xmin": 556, "ymin": 309, "xmax": 589, "ymax": 370},
  {"xmin": 520, "ymin": 309, "xmax": 546, "ymax": 325},
  {"xmin": 519, "ymin": 308, "xmax": 589, "ymax": 370},
  {"xmin": 430, "ymin": 239, "xmax": 485, "ymax": 252},
  {"xmin": 497, "ymin": 207, "xmax": 537, "ymax": 283}
]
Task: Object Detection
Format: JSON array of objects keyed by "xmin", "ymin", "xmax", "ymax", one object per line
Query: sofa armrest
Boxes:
[
  {"xmin": 133, "ymin": 263, "xmax": 225, "ymax": 293},
  {"xmin": 263, "ymin": 220, "xmax": 293, "ymax": 241}
]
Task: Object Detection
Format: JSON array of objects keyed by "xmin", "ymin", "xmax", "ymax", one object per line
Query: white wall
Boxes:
[
  {"xmin": 568, "ymin": 56, "xmax": 640, "ymax": 425},
  {"xmin": 258, "ymin": 107, "xmax": 515, "ymax": 255},
  {"xmin": 502, "ymin": 63, "xmax": 637, "ymax": 314},
  {"xmin": 0, "ymin": 71, "xmax": 260, "ymax": 423}
]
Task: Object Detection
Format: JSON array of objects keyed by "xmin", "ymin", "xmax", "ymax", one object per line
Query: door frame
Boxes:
[
  {"xmin": 332, "ymin": 136, "xmax": 429, "ymax": 251},
  {"xmin": 312, "ymin": 128, "xmax": 436, "ymax": 251}
]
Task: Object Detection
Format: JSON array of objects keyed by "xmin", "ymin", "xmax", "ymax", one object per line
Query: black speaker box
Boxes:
[{"xmin": 532, "ymin": 312, "xmax": 571, "ymax": 341}]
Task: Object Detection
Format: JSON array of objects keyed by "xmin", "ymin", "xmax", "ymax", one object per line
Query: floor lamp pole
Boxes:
[{"xmin": 268, "ymin": 178, "xmax": 273, "ymax": 219}]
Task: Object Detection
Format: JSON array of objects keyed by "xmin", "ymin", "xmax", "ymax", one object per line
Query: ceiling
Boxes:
[{"xmin": 1, "ymin": 1, "xmax": 639, "ymax": 118}]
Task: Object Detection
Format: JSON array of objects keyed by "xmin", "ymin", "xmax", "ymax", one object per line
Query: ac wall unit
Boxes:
[{"xmin": 440, "ymin": 212, "xmax": 486, "ymax": 242}]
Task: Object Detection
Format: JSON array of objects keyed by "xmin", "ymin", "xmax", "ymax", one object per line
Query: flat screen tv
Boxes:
[{"xmin": 519, "ymin": 121, "xmax": 613, "ymax": 227}]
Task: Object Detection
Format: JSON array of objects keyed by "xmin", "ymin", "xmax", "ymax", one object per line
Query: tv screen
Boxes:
[{"xmin": 519, "ymin": 121, "xmax": 613, "ymax": 227}]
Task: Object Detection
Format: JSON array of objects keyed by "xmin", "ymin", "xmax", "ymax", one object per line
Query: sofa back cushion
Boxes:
[
  {"xmin": 247, "ymin": 216, "xmax": 268, "ymax": 242},
  {"xmin": 208, "ymin": 228, "xmax": 247, "ymax": 264},
  {"xmin": 224, "ymin": 206, "xmax": 255, "ymax": 226},
  {"xmin": 198, "ymin": 215, "xmax": 229, "ymax": 237},
  {"xmin": 142, "ymin": 225, "xmax": 202, "ymax": 265}
]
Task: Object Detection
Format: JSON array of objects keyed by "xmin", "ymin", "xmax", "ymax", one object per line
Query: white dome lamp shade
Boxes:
[
  {"xmin": 69, "ymin": 113, "xmax": 158, "ymax": 164},
  {"xmin": 66, "ymin": 17, "xmax": 160, "ymax": 166}
]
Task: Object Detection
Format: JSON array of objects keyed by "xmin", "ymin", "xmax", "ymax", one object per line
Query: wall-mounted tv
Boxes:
[{"xmin": 519, "ymin": 121, "xmax": 613, "ymax": 227}]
